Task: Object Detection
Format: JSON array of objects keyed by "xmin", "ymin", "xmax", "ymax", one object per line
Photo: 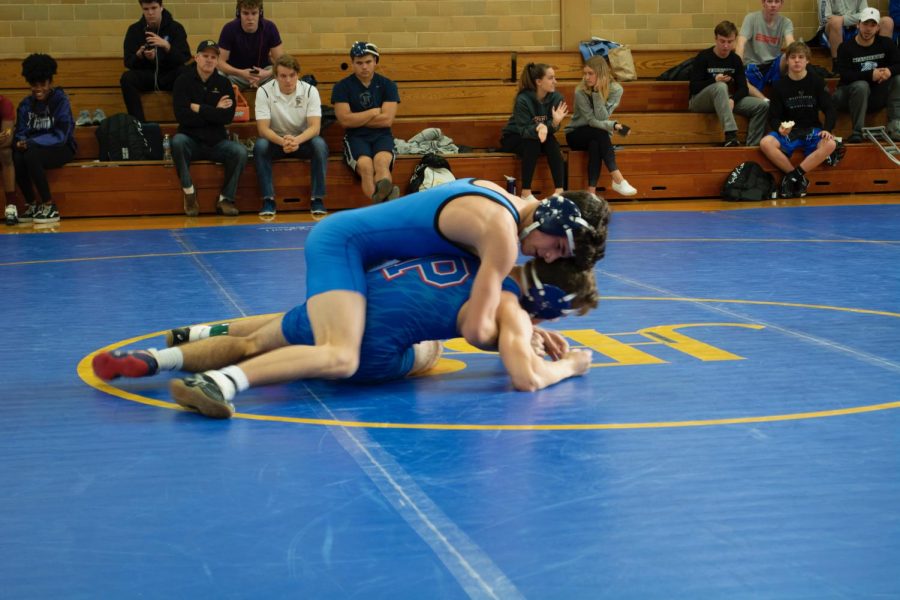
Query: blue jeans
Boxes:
[
  {"xmin": 254, "ymin": 136, "xmax": 328, "ymax": 199},
  {"xmin": 170, "ymin": 134, "xmax": 248, "ymax": 200}
]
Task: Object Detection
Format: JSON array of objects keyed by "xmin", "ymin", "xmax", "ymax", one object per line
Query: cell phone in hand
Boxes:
[
  {"xmin": 249, "ymin": 68, "xmax": 260, "ymax": 75},
  {"xmin": 617, "ymin": 124, "xmax": 631, "ymax": 136}
]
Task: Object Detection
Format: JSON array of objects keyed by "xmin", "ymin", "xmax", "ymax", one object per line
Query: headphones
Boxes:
[
  {"xmin": 518, "ymin": 261, "xmax": 577, "ymax": 320},
  {"xmin": 235, "ymin": 1, "xmax": 263, "ymax": 18},
  {"xmin": 519, "ymin": 195, "xmax": 595, "ymax": 255},
  {"xmin": 350, "ymin": 41, "xmax": 380, "ymax": 63}
]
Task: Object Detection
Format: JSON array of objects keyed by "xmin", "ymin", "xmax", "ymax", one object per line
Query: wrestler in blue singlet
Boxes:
[
  {"xmin": 282, "ymin": 255, "xmax": 520, "ymax": 383},
  {"xmin": 304, "ymin": 178, "xmax": 519, "ymax": 298}
]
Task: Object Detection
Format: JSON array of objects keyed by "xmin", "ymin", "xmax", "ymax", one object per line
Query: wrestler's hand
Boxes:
[{"xmin": 532, "ymin": 327, "xmax": 569, "ymax": 361}]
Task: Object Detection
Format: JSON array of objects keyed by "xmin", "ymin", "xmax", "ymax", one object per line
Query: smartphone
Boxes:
[{"xmin": 249, "ymin": 68, "xmax": 260, "ymax": 75}]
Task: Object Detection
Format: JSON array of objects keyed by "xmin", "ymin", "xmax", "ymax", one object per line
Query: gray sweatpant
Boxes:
[
  {"xmin": 689, "ymin": 81, "xmax": 770, "ymax": 145},
  {"xmin": 831, "ymin": 77, "xmax": 900, "ymax": 136}
]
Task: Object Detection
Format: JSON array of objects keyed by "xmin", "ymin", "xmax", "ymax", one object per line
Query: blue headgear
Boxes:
[
  {"xmin": 350, "ymin": 41, "xmax": 380, "ymax": 63},
  {"xmin": 519, "ymin": 195, "xmax": 595, "ymax": 255},
  {"xmin": 518, "ymin": 261, "xmax": 578, "ymax": 320}
]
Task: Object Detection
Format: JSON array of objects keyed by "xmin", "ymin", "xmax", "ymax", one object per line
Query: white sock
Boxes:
[
  {"xmin": 204, "ymin": 370, "xmax": 237, "ymax": 401},
  {"xmin": 147, "ymin": 347, "xmax": 183, "ymax": 371},
  {"xmin": 182, "ymin": 186, "xmax": 194, "ymax": 194},
  {"xmin": 219, "ymin": 194, "xmax": 228, "ymax": 203},
  {"xmin": 220, "ymin": 365, "xmax": 250, "ymax": 393}
]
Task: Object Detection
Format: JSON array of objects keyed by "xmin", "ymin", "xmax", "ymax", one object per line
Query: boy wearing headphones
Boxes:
[
  {"xmin": 331, "ymin": 41, "xmax": 401, "ymax": 202},
  {"xmin": 217, "ymin": 0, "xmax": 284, "ymax": 89}
]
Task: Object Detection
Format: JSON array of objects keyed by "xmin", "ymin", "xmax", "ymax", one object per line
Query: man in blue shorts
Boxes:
[
  {"xmin": 332, "ymin": 41, "xmax": 401, "ymax": 202},
  {"xmin": 92, "ymin": 255, "xmax": 600, "ymax": 418},
  {"xmin": 759, "ymin": 41, "xmax": 838, "ymax": 199}
]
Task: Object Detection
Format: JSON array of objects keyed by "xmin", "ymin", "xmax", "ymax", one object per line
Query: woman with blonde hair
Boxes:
[
  {"xmin": 499, "ymin": 62, "xmax": 568, "ymax": 200},
  {"xmin": 565, "ymin": 56, "xmax": 636, "ymax": 196}
]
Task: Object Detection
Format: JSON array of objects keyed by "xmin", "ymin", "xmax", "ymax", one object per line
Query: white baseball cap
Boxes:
[{"xmin": 859, "ymin": 7, "xmax": 880, "ymax": 23}]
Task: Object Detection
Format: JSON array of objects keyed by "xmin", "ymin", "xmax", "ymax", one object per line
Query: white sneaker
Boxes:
[{"xmin": 611, "ymin": 179, "xmax": 638, "ymax": 196}]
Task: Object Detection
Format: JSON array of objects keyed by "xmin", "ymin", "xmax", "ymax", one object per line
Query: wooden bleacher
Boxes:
[{"xmin": 1, "ymin": 48, "xmax": 896, "ymax": 217}]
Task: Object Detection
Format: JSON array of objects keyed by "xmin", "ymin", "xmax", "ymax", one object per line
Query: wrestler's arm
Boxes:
[{"xmin": 496, "ymin": 293, "xmax": 592, "ymax": 391}]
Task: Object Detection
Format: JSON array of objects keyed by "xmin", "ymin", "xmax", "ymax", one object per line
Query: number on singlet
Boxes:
[{"xmin": 381, "ymin": 257, "xmax": 472, "ymax": 288}]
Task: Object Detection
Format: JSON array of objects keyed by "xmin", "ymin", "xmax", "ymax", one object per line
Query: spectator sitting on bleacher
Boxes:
[
  {"xmin": 564, "ymin": 56, "xmax": 636, "ymax": 197},
  {"xmin": 819, "ymin": 1, "xmax": 894, "ymax": 73},
  {"xmin": 689, "ymin": 20, "xmax": 769, "ymax": 147},
  {"xmin": 759, "ymin": 41, "xmax": 837, "ymax": 199},
  {"xmin": 736, "ymin": 0, "xmax": 795, "ymax": 100},
  {"xmin": 171, "ymin": 41, "xmax": 248, "ymax": 217},
  {"xmin": 832, "ymin": 7, "xmax": 900, "ymax": 143},
  {"xmin": 217, "ymin": 0, "xmax": 284, "ymax": 90},
  {"xmin": 253, "ymin": 54, "xmax": 329, "ymax": 219},
  {"xmin": 12, "ymin": 54, "xmax": 76, "ymax": 226},
  {"xmin": 120, "ymin": 0, "xmax": 190, "ymax": 123},
  {"xmin": 500, "ymin": 62, "xmax": 568, "ymax": 201},
  {"xmin": 1, "ymin": 94, "xmax": 16, "ymax": 226},
  {"xmin": 332, "ymin": 41, "xmax": 401, "ymax": 203}
]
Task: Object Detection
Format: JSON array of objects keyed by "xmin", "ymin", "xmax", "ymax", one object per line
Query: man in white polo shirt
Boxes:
[{"xmin": 253, "ymin": 54, "xmax": 328, "ymax": 218}]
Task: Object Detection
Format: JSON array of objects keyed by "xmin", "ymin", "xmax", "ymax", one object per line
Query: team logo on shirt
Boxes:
[{"xmin": 358, "ymin": 90, "xmax": 374, "ymax": 109}]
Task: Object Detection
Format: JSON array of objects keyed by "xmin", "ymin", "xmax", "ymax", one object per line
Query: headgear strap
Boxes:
[{"xmin": 519, "ymin": 195, "xmax": 595, "ymax": 255}]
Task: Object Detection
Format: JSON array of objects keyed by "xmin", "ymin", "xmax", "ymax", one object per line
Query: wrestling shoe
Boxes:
[
  {"xmin": 92, "ymin": 349, "xmax": 159, "ymax": 380},
  {"xmin": 5, "ymin": 204, "xmax": 17, "ymax": 226},
  {"xmin": 796, "ymin": 176, "xmax": 809, "ymax": 198},
  {"xmin": 170, "ymin": 374, "xmax": 235, "ymax": 419},
  {"xmin": 166, "ymin": 327, "xmax": 191, "ymax": 347},
  {"xmin": 779, "ymin": 174, "xmax": 801, "ymax": 199},
  {"xmin": 825, "ymin": 141, "xmax": 845, "ymax": 167}
]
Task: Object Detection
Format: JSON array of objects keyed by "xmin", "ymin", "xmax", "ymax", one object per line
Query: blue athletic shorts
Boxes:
[
  {"xmin": 745, "ymin": 55, "xmax": 783, "ymax": 91},
  {"xmin": 343, "ymin": 128, "xmax": 396, "ymax": 171},
  {"xmin": 767, "ymin": 128, "xmax": 825, "ymax": 157},
  {"xmin": 281, "ymin": 303, "xmax": 415, "ymax": 383}
]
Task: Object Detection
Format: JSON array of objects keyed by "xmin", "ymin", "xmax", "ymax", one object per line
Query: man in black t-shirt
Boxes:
[
  {"xmin": 832, "ymin": 7, "xmax": 900, "ymax": 142},
  {"xmin": 689, "ymin": 20, "xmax": 769, "ymax": 146}
]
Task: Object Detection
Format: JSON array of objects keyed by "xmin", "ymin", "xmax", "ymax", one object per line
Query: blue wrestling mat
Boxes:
[{"xmin": 1, "ymin": 205, "xmax": 898, "ymax": 598}]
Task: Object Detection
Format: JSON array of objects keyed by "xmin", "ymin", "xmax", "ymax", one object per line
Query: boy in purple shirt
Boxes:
[{"xmin": 216, "ymin": 0, "xmax": 284, "ymax": 89}]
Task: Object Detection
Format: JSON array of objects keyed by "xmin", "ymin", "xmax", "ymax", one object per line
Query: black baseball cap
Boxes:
[{"xmin": 196, "ymin": 40, "xmax": 220, "ymax": 54}]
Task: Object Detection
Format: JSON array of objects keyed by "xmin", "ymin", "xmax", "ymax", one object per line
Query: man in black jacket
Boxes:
[
  {"xmin": 832, "ymin": 7, "xmax": 900, "ymax": 142},
  {"xmin": 171, "ymin": 41, "xmax": 247, "ymax": 217},
  {"xmin": 120, "ymin": 0, "xmax": 190, "ymax": 122}
]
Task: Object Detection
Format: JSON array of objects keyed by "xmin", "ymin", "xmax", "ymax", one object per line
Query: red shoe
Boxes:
[{"xmin": 92, "ymin": 350, "xmax": 159, "ymax": 381}]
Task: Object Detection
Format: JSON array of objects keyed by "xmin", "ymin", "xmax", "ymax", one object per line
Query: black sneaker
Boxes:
[
  {"xmin": 825, "ymin": 141, "xmax": 845, "ymax": 167},
  {"xmin": 169, "ymin": 374, "xmax": 235, "ymax": 419},
  {"xmin": 779, "ymin": 174, "xmax": 798, "ymax": 199},
  {"xmin": 92, "ymin": 350, "xmax": 159, "ymax": 381},
  {"xmin": 796, "ymin": 176, "xmax": 809, "ymax": 198},
  {"xmin": 33, "ymin": 203, "xmax": 60, "ymax": 224},
  {"xmin": 5, "ymin": 204, "xmax": 17, "ymax": 226},
  {"xmin": 846, "ymin": 133, "xmax": 864, "ymax": 144},
  {"xmin": 166, "ymin": 327, "xmax": 191, "ymax": 347},
  {"xmin": 722, "ymin": 137, "xmax": 742, "ymax": 147},
  {"xmin": 18, "ymin": 204, "xmax": 37, "ymax": 223}
]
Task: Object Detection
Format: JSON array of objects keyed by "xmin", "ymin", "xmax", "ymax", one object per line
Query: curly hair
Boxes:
[
  {"xmin": 530, "ymin": 257, "xmax": 600, "ymax": 316},
  {"xmin": 21, "ymin": 53, "xmax": 57, "ymax": 85},
  {"xmin": 561, "ymin": 191, "xmax": 613, "ymax": 269}
]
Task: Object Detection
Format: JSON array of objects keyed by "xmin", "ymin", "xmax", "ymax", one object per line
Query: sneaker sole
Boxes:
[
  {"xmin": 169, "ymin": 379, "xmax": 235, "ymax": 419},
  {"xmin": 92, "ymin": 352, "xmax": 154, "ymax": 380},
  {"xmin": 372, "ymin": 178, "xmax": 393, "ymax": 203},
  {"xmin": 33, "ymin": 217, "xmax": 60, "ymax": 224}
]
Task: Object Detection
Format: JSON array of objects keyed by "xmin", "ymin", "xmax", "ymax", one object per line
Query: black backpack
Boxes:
[
  {"xmin": 656, "ymin": 57, "xmax": 694, "ymax": 81},
  {"xmin": 95, "ymin": 113, "xmax": 151, "ymax": 161},
  {"xmin": 407, "ymin": 153, "xmax": 455, "ymax": 195},
  {"xmin": 300, "ymin": 74, "xmax": 337, "ymax": 130},
  {"xmin": 722, "ymin": 161, "xmax": 776, "ymax": 201}
]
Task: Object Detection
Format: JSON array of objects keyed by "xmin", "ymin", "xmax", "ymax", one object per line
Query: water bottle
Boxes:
[
  {"xmin": 162, "ymin": 134, "xmax": 172, "ymax": 164},
  {"xmin": 504, "ymin": 175, "xmax": 517, "ymax": 195}
]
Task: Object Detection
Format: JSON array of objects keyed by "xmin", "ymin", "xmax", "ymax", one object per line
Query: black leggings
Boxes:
[
  {"xmin": 500, "ymin": 132, "xmax": 565, "ymax": 190},
  {"xmin": 565, "ymin": 126, "xmax": 617, "ymax": 187},
  {"xmin": 13, "ymin": 145, "xmax": 74, "ymax": 204}
]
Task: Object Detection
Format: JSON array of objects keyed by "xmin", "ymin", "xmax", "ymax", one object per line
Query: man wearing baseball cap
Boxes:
[
  {"xmin": 819, "ymin": 1, "xmax": 894, "ymax": 72},
  {"xmin": 832, "ymin": 7, "xmax": 900, "ymax": 142},
  {"xmin": 169, "ymin": 40, "xmax": 248, "ymax": 216}
]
